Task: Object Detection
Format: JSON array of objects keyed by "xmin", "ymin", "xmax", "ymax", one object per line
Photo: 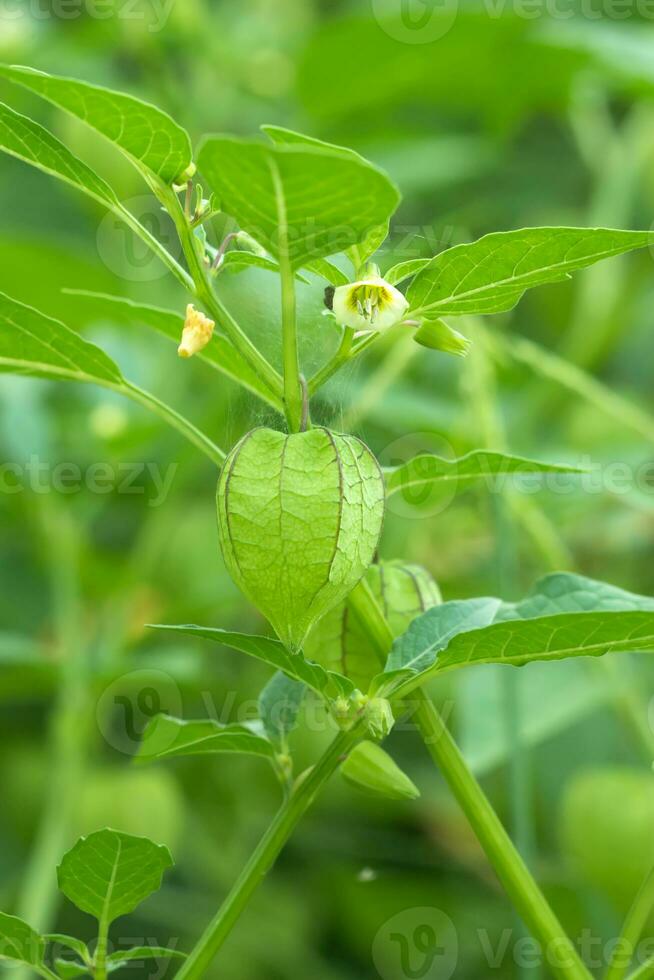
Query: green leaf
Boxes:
[
  {"xmin": 0, "ymin": 103, "xmax": 186, "ymax": 286},
  {"xmin": 382, "ymin": 574, "xmax": 654, "ymax": 695},
  {"xmin": 55, "ymin": 959, "xmax": 89, "ymax": 978},
  {"xmin": 384, "ymin": 450, "xmax": 585, "ymax": 499},
  {"xmin": 147, "ymin": 625, "xmax": 354, "ymax": 701},
  {"xmin": 260, "ymin": 125, "xmax": 393, "ymax": 269},
  {"xmin": 0, "ymin": 292, "xmax": 225, "ymax": 466},
  {"xmin": 57, "ymin": 829, "xmax": 173, "ymax": 925},
  {"xmin": 63, "ymin": 290, "xmax": 280, "ymax": 410},
  {"xmin": 107, "ymin": 946, "xmax": 186, "ymax": 969},
  {"xmin": 347, "ymin": 220, "xmax": 390, "ymax": 271},
  {"xmin": 413, "ymin": 319, "xmax": 471, "ymax": 356},
  {"xmin": 45, "ymin": 936, "xmax": 90, "ymax": 964},
  {"xmin": 216, "ymin": 427, "xmax": 385, "ymax": 650},
  {"xmin": 262, "ymin": 124, "xmax": 362, "ymax": 158},
  {"xmin": 407, "ymin": 227, "xmax": 653, "ymax": 318},
  {"xmin": 197, "ymin": 137, "xmax": 399, "ymax": 270},
  {"xmin": 341, "ymin": 741, "xmax": 420, "ymax": 801},
  {"xmin": 303, "ymin": 257, "xmax": 350, "ymax": 286},
  {"xmin": 380, "ymin": 598, "xmax": 501, "ymax": 688},
  {"xmin": 384, "ymin": 257, "xmax": 432, "ymax": 286},
  {"xmin": 0, "ymin": 912, "xmax": 45, "ymax": 969},
  {"xmin": 0, "ymin": 100, "xmax": 117, "ymax": 209},
  {"xmin": 258, "ymin": 672, "xmax": 306, "ymax": 747},
  {"xmin": 137, "ymin": 714, "xmax": 274, "ymax": 763},
  {"xmin": 0, "ymin": 290, "xmax": 123, "ymax": 385},
  {"xmin": 0, "ymin": 64, "xmax": 192, "ymax": 184}
]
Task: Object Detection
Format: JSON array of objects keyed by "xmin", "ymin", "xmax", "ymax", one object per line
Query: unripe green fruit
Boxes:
[
  {"xmin": 217, "ymin": 427, "xmax": 385, "ymax": 650},
  {"xmin": 304, "ymin": 560, "xmax": 441, "ymax": 691}
]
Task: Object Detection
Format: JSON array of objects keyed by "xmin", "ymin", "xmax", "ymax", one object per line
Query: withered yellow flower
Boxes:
[{"xmin": 177, "ymin": 305, "xmax": 215, "ymax": 358}]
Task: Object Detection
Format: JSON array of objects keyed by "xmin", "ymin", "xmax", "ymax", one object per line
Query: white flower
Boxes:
[
  {"xmin": 329, "ymin": 276, "xmax": 409, "ymax": 332},
  {"xmin": 178, "ymin": 305, "xmax": 215, "ymax": 358}
]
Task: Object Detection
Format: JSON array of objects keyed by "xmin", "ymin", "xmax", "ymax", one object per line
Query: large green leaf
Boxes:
[
  {"xmin": 381, "ymin": 574, "xmax": 654, "ymax": 696},
  {"xmin": 0, "ymin": 100, "xmax": 117, "ymax": 209},
  {"xmin": 0, "ymin": 64, "xmax": 192, "ymax": 185},
  {"xmin": 57, "ymin": 829, "xmax": 173, "ymax": 925},
  {"xmin": 63, "ymin": 290, "xmax": 280, "ymax": 409},
  {"xmin": 137, "ymin": 714, "xmax": 274, "ymax": 763},
  {"xmin": 0, "ymin": 912, "xmax": 45, "ymax": 969},
  {"xmin": 407, "ymin": 227, "xmax": 652, "ymax": 318},
  {"xmin": 0, "ymin": 290, "xmax": 123, "ymax": 385},
  {"xmin": 384, "ymin": 450, "xmax": 585, "ymax": 499},
  {"xmin": 197, "ymin": 136, "xmax": 399, "ymax": 270},
  {"xmin": 147, "ymin": 625, "xmax": 353, "ymax": 700},
  {"xmin": 261, "ymin": 125, "xmax": 390, "ymax": 268},
  {"xmin": 258, "ymin": 672, "xmax": 306, "ymax": 747},
  {"xmin": 0, "ymin": 103, "xmax": 185, "ymax": 285}
]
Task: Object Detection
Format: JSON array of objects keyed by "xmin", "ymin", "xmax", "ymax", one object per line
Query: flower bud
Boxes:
[
  {"xmin": 413, "ymin": 318, "xmax": 471, "ymax": 357},
  {"xmin": 217, "ymin": 427, "xmax": 385, "ymax": 651},
  {"xmin": 178, "ymin": 305, "xmax": 215, "ymax": 358},
  {"xmin": 304, "ymin": 560, "xmax": 441, "ymax": 692},
  {"xmin": 365, "ymin": 697, "xmax": 394, "ymax": 740},
  {"xmin": 331, "ymin": 276, "xmax": 409, "ymax": 333},
  {"xmin": 341, "ymin": 740, "xmax": 419, "ymax": 800}
]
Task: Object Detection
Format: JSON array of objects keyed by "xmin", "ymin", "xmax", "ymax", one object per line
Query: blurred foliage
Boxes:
[{"xmin": 1, "ymin": 1, "xmax": 654, "ymax": 977}]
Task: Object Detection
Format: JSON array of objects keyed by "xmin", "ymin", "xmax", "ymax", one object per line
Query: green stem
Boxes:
[
  {"xmin": 627, "ymin": 956, "xmax": 654, "ymax": 980},
  {"xmin": 308, "ymin": 327, "xmax": 355, "ymax": 396},
  {"xmin": 121, "ymin": 380, "xmax": 225, "ymax": 465},
  {"xmin": 14, "ymin": 509, "xmax": 87, "ymax": 961},
  {"xmin": 268, "ymin": 161, "xmax": 304, "ymax": 432},
  {"xmin": 414, "ymin": 691, "xmax": 590, "ymax": 980},
  {"xmin": 605, "ymin": 866, "xmax": 654, "ymax": 980},
  {"xmin": 176, "ymin": 727, "xmax": 360, "ymax": 980},
  {"xmin": 280, "ymin": 257, "xmax": 304, "ymax": 431},
  {"xmin": 94, "ymin": 918, "xmax": 109, "ymax": 980},
  {"xmin": 348, "ymin": 581, "xmax": 592, "ymax": 980},
  {"xmin": 156, "ymin": 183, "xmax": 284, "ymax": 402}
]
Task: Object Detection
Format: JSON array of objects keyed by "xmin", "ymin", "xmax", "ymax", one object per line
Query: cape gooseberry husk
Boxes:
[
  {"xmin": 217, "ymin": 427, "xmax": 385, "ymax": 651},
  {"xmin": 304, "ymin": 560, "xmax": 441, "ymax": 691}
]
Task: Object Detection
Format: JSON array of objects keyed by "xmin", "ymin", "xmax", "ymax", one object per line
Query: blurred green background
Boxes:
[{"xmin": 1, "ymin": 1, "xmax": 654, "ymax": 977}]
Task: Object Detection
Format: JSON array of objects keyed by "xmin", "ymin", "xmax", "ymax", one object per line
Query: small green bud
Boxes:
[
  {"xmin": 341, "ymin": 740, "xmax": 419, "ymax": 800},
  {"xmin": 413, "ymin": 318, "xmax": 471, "ymax": 357},
  {"xmin": 365, "ymin": 698, "xmax": 394, "ymax": 740},
  {"xmin": 235, "ymin": 230, "xmax": 267, "ymax": 256},
  {"xmin": 333, "ymin": 697, "xmax": 351, "ymax": 726},
  {"xmin": 351, "ymin": 690, "xmax": 369, "ymax": 713}
]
